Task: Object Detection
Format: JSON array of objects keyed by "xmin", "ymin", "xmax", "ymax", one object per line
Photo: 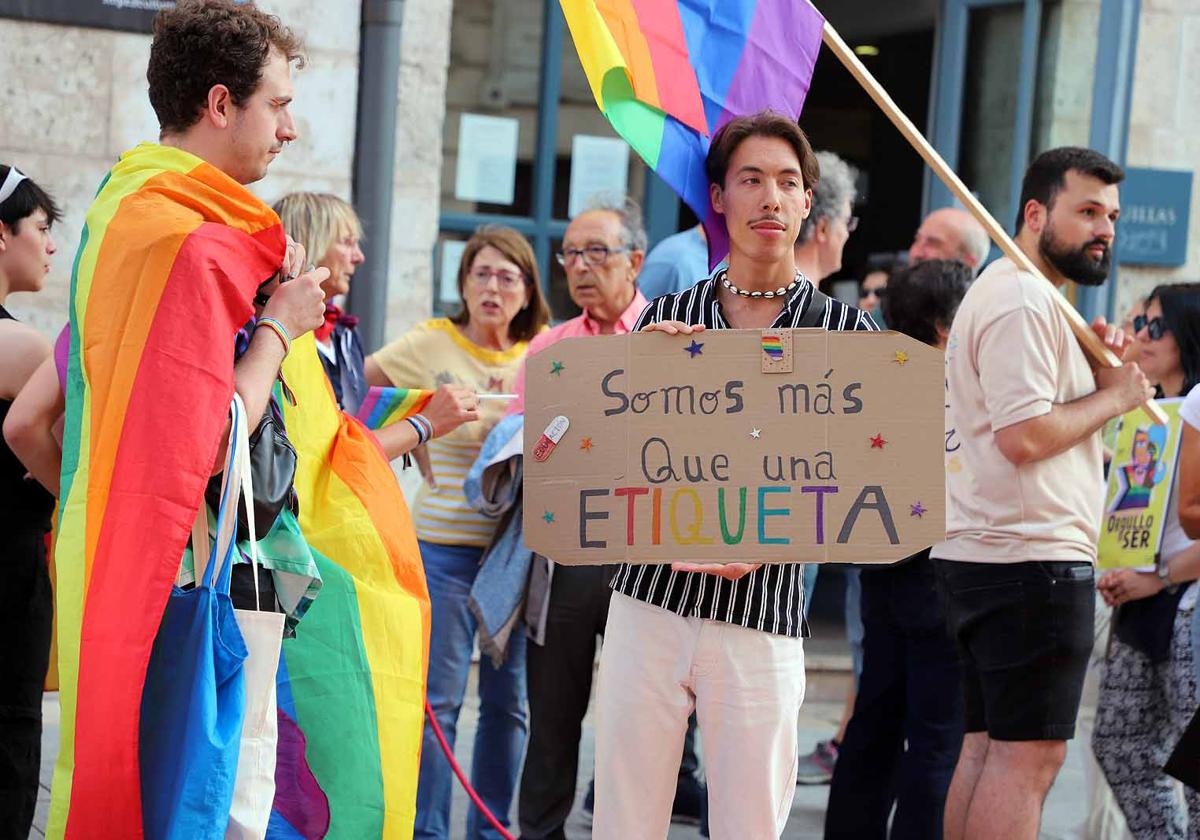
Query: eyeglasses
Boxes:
[
  {"xmin": 845, "ymin": 216, "xmax": 860, "ymax": 233},
  {"xmin": 859, "ymin": 285, "xmax": 887, "ymax": 300},
  {"xmin": 1133, "ymin": 314, "xmax": 1168, "ymax": 341},
  {"xmin": 556, "ymin": 244, "xmax": 630, "ymax": 267},
  {"xmin": 469, "ymin": 267, "xmax": 525, "ymax": 291}
]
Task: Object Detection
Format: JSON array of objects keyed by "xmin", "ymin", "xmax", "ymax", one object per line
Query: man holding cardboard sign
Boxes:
[
  {"xmin": 935, "ymin": 147, "xmax": 1155, "ymax": 840},
  {"xmin": 583, "ymin": 112, "xmax": 878, "ymax": 839}
]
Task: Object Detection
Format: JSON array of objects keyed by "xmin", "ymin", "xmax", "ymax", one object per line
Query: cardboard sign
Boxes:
[
  {"xmin": 1098, "ymin": 399, "xmax": 1185, "ymax": 570},
  {"xmin": 523, "ymin": 329, "xmax": 945, "ymax": 565}
]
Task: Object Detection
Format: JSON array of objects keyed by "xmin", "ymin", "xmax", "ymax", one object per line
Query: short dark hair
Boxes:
[
  {"xmin": 1015, "ymin": 147, "xmax": 1124, "ymax": 233},
  {"xmin": 448, "ymin": 225, "xmax": 551, "ymax": 344},
  {"xmin": 148, "ymin": 0, "xmax": 305, "ymax": 135},
  {"xmin": 706, "ymin": 111, "xmax": 820, "ymax": 192},
  {"xmin": 881, "ymin": 259, "xmax": 974, "ymax": 348},
  {"xmin": 1147, "ymin": 282, "xmax": 1200, "ymax": 398},
  {"xmin": 0, "ymin": 165, "xmax": 62, "ymax": 234}
]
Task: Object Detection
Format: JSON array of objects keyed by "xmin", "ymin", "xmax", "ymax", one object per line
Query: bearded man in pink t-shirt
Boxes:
[{"xmin": 935, "ymin": 148, "xmax": 1155, "ymax": 840}]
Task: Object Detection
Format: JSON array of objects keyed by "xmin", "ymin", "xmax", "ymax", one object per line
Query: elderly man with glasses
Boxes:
[{"xmin": 508, "ymin": 195, "xmax": 705, "ymax": 838}]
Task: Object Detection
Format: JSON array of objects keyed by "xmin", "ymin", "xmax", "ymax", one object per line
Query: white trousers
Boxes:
[{"xmin": 593, "ymin": 592, "xmax": 806, "ymax": 840}]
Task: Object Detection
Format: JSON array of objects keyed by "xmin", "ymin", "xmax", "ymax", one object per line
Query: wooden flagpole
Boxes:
[{"xmin": 820, "ymin": 22, "xmax": 1166, "ymax": 425}]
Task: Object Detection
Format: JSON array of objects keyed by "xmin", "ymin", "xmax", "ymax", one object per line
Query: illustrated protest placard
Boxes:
[
  {"xmin": 523, "ymin": 329, "xmax": 945, "ymax": 565},
  {"xmin": 1098, "ymin": 399, "xmax": 1185, "ymax": 570}
]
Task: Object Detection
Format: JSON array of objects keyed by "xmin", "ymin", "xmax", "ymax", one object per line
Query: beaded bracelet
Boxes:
[
  {"xmin": 406, "ymin": 413, "xmax": 433, "ymax": 446},
  {"xmin": 415, "ymin": 414, "xmax": 433, "ymax": 442},
  {"xmin": 255, "ymin": 316, "xmax": 291, "ymax": 355}
]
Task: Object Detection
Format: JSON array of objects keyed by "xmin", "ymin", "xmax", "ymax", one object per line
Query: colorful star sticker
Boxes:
[
  {"xmin": 750, "ymin": 428, "xmax": 762, "ymax": 439},
  {"xmin": 580, "ymin": 437, "xmax": 593, "ymax": 451},
  {"xmin": 910, "ymin": 502, "xmax": 927, "ymax": 518},
  {"xmin": 684, "ymin": 340, "xmax": 704, "ymax": 358},
  {"xmin": 550, "ymin": 361, "xmax": 565, "ymax": 376},
  {"xmin": 947, "ymin": 455, "xmax": 963, "ymax": 474},
  {"xmin": 893, "ymin": 350, "xmax": 909, "ymax": 365},
  {"xmin": 870, "ymin": 434, "xmax": 887, "ymax": 449},
  {"xmin": 543, "ymin": 511, "xmax": 556, "ymax": 524}
]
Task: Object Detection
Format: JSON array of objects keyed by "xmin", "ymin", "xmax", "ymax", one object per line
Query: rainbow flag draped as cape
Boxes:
[
  {"xmin": 355, "ymin": 386, "xmax": 433, "ymax": 431},
  {"xmin": 272, "ymin": 334, "xmax": 431, "ymax": 838},
  {"xmin": 561, "ymin": 0, "xmax": 826, "ymax": 265},
  {"xmin": 50, "ymin": 143, "xmax": 286, "ymax": 837}
]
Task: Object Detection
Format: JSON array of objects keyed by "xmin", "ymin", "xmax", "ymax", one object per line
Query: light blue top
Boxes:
[{"xmin": 637, "ymin": 226, "xmax": 710, "ymax": 301}]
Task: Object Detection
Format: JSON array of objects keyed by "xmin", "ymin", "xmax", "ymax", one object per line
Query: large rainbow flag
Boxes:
[
  {"xmin": 561, "ymin": 0, "xmax": 826, "ymax": 264},
  {"xmin": 273, "ymin": 334, "xmax": 431, "ymax": 838},
  {"xmin": 50, "ymin": 143, "xmax": 286, "ymax": 837}
]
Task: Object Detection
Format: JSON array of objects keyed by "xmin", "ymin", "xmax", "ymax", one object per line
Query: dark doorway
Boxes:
[
  {"xmin": 674, "ymin": 27, "xmax": 935, "ymax": 306},
  {"xmin": 801, "ymin": 28, "xmax": 935, "ymax": 296}
]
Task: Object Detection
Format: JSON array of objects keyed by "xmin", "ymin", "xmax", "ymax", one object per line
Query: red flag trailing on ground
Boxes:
[{"xmin": 561, "ymin": 0, "xmax": 827, "ymax": 266}]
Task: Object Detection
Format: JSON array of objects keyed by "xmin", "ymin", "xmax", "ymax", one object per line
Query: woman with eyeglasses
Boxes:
[
  {"xmin": 364, "ymin": 224, "xmax": 550, "ymax": 840},
  {"xmin": 1092, "ymin": 282, "xmax": 1200, "ymax": 838}
]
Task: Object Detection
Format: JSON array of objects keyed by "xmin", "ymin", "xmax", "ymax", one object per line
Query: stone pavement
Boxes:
[{"xmin": 32, "ymin": 684, "xmax": 1094, "ymax": 839}]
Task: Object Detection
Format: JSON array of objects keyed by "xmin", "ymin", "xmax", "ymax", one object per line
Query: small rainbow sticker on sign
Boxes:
[{"xmin": 762, "ymin": 334, "xmax": 785, "ymax": 361}]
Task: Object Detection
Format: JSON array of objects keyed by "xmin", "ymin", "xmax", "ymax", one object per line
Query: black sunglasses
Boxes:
[
  {"xmin": 859, "ymin": 285, "xmax": 887, "ymax": 300},
  {"xmin": 1133, "ymin": 314, "xmax": 1168, "ymax": 341}
]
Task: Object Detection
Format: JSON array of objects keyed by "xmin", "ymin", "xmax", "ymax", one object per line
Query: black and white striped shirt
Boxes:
[{"xmin": 611, "ymin": 267, "xmax": 879, "ymax": 638}]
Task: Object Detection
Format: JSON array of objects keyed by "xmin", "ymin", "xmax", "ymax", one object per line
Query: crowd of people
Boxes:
[{"xmin": 2, "ymin": 2, "xmax": 1200, "ymax": 840}]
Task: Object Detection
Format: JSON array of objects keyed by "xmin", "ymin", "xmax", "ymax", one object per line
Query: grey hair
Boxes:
[
  {"xmin": 959, "ymin": 220, "xmax": 991, "ymax": 275},
  {"xmin": 583, "ymin": 192, "xmax": 649, "ymax": 253},
  {"xmin": 796, "ymin": 151, "xmax": 858, "ymax": 245}
]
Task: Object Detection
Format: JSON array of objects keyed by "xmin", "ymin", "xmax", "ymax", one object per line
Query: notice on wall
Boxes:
[
  {"xmin": 523, "ymin": 329, "xmax": 945, "ymax": 565},
  {"xmin": 439, "ymin": 239, "xmax": 468, "ymax": 304},
  {"xmin": 1098, "ymin": 399, "xmax": 1185, "ymax": 571},
  {"xmin": 568, "ymin": 135, "xmax": 630, "ymax": 218},
  {"xmin": 454, "ymin": 113, "xmax": 519, "ymax": 206}
]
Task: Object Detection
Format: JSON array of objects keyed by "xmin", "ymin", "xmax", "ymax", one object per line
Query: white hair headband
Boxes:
[{"xmin": 0, "ymin": 167, "xmax": 28, "ymax": 206}]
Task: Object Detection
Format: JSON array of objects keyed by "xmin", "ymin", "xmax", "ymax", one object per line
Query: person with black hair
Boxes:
[
  {"xmin": 936, "ymin": 146, "xmax": 1155, "ymax": 840},
  {"xmin": 1092, "ymin": 282, "xmax": 1200, "ymax": 838},
  {"xmin": 824, "ymin": 259, "xmax": 973, "ymax": 840},
  {"xmin": 592, "ymin": 111, "xmax": 876, "ymax": 840},
  {"xmin": 0, "ymin": 164, "xmax": 60, "ymax": 839},
  {"xmin": 857, "ymin": 252, "xmax": 905, "ymax": 312}
]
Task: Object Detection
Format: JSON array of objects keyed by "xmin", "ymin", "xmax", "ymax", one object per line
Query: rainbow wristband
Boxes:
[{"xmin": 256, "ymin": 317, "xmax": 291, "ymax": 355}]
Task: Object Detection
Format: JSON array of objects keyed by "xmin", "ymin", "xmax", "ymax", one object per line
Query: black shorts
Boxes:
[{"xmin": 934, "ymin": 559, "xmax": 1094, "ymax": 741}]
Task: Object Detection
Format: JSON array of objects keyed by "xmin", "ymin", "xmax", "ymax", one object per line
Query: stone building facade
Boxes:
[
  {"xmin": 0, "ymin": 0, "xmax": 449, "ymax": 344},
  {"xmin": 1, "ymin": 0, "xmax": 1198, "ymax": 340}
]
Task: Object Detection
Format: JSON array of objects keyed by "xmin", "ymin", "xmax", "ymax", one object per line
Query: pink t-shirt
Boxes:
[
  {"xmin": 934, "ymin": 258, "xmax": 1104, "ymax": 564},
  {"xmin": 507, "ymin": 290, "xmax": 648, "ymax": 416}
]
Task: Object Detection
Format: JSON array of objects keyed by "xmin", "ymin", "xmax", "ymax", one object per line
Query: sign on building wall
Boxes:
[
  {"xmin": 0, "ymin": 0, "xmax": 248, "ymax": 32},
  {"xmin": 568, "ymin": 135, "xmax": 630, "ymax": 218},
  {"xmin": 1117, "ymin": 168, "xmax": 1193, "ymax": 267},
  {"xmin": 0, "ymin": 0, "xmax": 167, "ymax": 31}
]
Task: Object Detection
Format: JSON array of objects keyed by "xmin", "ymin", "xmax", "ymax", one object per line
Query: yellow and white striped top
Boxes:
[{"xmin": 370, "ymin": 318, "xmax": 529, "ymax": 547}]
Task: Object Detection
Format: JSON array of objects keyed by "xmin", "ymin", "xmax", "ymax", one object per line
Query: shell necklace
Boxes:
[{"xmin": 719, "ymin": 268, "xmax": 803, "ymax": 299}]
